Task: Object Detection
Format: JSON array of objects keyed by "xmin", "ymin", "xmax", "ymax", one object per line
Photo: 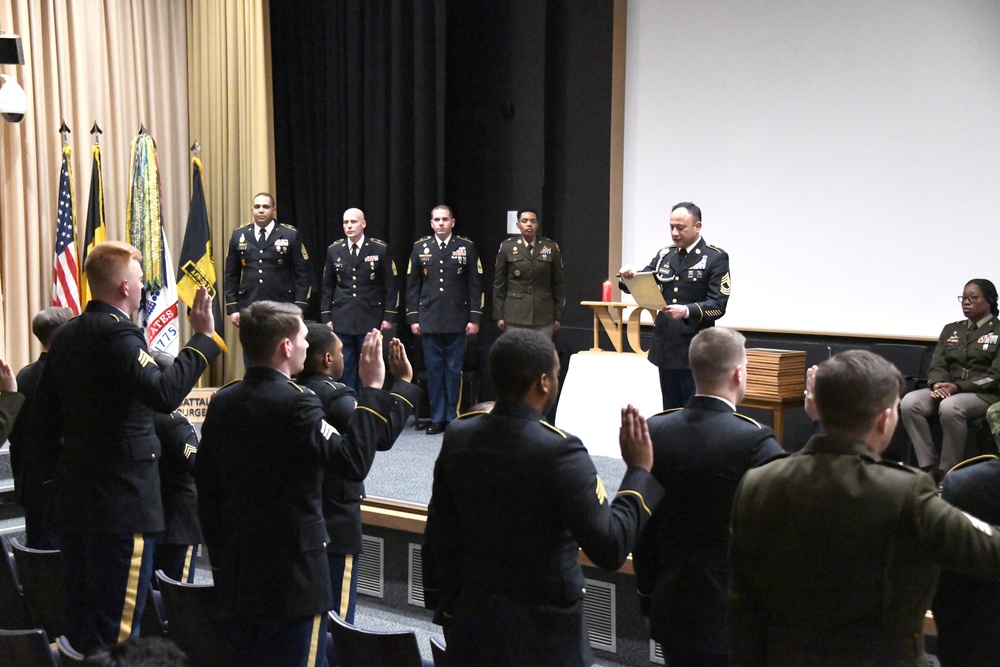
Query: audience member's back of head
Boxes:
[
  {"xmin": 303, "ymin": 322, "xmax": 336, "ymax": 372},
  {"xmin": 489, "ymin": 329, "xmax": 556, "ymax": 403},
  {"xmin": 84, "ymin": 241, "xmax": 142, "ymax": 297},
  {"xmin": 239, "ymin": 300, "xmax": 302, "ymax": 365},
  {"xmin": 814, "ymin": 350, "xmax": 903, "ymax": 435},
  {"xmin": 83, "ymin": 636, "xmax": 189, "ymax": 667},
  {"xmin": 689, "ymin": 327, "xmax": 745, "ymax": 390},
  {"xmin": 32, "ymin": 306, "xmax": 74, "ymax": 348}
]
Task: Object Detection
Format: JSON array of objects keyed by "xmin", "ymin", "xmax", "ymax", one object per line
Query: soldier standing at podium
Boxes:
[{"xmin": 620, "ymin": 202, "xmax": 731, "ymax": 409}]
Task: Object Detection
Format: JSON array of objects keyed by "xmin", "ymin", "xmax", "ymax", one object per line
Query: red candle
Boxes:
[{"xmin": 601, "ymin": 281, "xmax": 612, "ymax": 302}]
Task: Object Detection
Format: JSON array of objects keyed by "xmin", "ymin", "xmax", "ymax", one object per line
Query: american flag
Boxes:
[{"xmin": 52, "ymin": 146, "xmax": 81, "ymax": 315}]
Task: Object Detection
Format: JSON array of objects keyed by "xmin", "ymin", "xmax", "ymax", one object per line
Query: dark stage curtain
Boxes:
[{"xmin": 270, "ymin": 0, "xmax": 445, "ymax": 320}]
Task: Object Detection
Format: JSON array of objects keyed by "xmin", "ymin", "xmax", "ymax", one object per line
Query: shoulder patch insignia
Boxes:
[
  {"xmin": 706, "ymin": 243, "xmax": 725, "ymax": 253},
  {"xmin": 456, "ymin": 235, "xmax": 473, "ymax": 243},
  {"xmin": 371, "ymin": 238, "xmax": 387, "ymax": 246},
  {"xmin": 720, "ymin": 272, "xmax": 732, "ymax": 296},
  {"xmin": 733, "ymin": 412, "xmax": 762, "ymax": 428},
  {"xmin": 540, "ymin": 420, "xmax": 567, "ymax": 438},
  {"xmin": 595, "ymin": 475, "xmax": 608, "ymax": 505},
  {"xmin": 330, "ymin": 239, "xmax": 346, "ymax": 248},
  {"xmin": 416, "ymin": 236, "xmax": 432, "ymax": 244},
  {"xmin": 280, "ymin": 223, "xmax": 298, "ymax": 230},
  {"xmin": 407, "ymin": 259, "xmax": 413, "ymax": 274},
  {"xmin": 301, "ymin": 244, "xmax": 309, "ymax": 260},
  {"xmin": 477, "ymin": 258, "xmax": 483, "ymax": 274},
  {"xmin": 392, "ymin": 260, "xmax": 398, "ymax": 277},
  {"xmin": 319, "ymin": 419, "xmax": 340, "ymax": 441},
  {"xmin": 183, "ymin": 443, "xmax": 198, "ymax": 459},
  {"xmin": 137, "ymin": 349, "xmax": 156, "ymax": 368},
  {"xmin": 286, "ymin": 380, "xmax": 305, "ymax": 393}
]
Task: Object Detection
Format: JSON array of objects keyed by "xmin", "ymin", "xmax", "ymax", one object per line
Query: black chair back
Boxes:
[
  {"xmin": 327, "ymin": 611, "xmax": 423, "ymax": 667},
  {"xmin": 0, "ymin": 628, "xmax": 57, "ymax": 667},
  {"xmin": 9, "ymin": 537, "xmax": 65, "ymax": 639},
  {"xmin": 0, "ymin": 534, "xmax": 29, "ymax": 629},
  {"xmin": 154, "ymin": 570, "xmax": 227, "ymax": 667},
  {"xmin": 429, "ymin": 635, "xmax": 447, "ymax": 666},
  {"xmin": 55, "ymin": 635, "xmax": 86, "ymax": 665}
]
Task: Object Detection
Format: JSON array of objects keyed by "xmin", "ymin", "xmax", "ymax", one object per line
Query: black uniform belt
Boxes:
[{"xmin": 522, "ymin": 286, "xmax": 533, "ymax": 294}]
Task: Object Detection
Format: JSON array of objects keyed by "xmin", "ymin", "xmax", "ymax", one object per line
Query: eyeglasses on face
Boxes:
[{"xmin": 957, "ymin": 295, "xmax": 981, "ymax": 303}]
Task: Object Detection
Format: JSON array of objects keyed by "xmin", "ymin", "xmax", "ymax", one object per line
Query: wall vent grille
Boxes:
[
  {"xmin": 356, "ymin": 534, "xmax": 384, "ymax": 598},
  {"xmin": 583, "ymin": 578, "xmax": 616, "ymax": 653}
]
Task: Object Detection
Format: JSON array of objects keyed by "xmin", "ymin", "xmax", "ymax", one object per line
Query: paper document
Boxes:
[{"xmin": 621, "ymin": 272, "xmax": 667, "ymax": 310}]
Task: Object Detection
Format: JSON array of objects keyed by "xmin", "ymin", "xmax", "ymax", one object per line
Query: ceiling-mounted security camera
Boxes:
[{"xmin": 0, "ymin": 74, "xmax": 26, "ymax": 123}]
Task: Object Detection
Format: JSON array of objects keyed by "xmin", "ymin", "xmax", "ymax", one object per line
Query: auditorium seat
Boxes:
[
  {"xmin": 9, "ymin": 538, "xmax": 65, "ymax": 640},
  {"xmin": 0, "ymin": 534, "xmax": 29, "ymax": 630},
  {"xmin": 55, "ymin": 635, "xmax": 86, "ymax": 665},
  {"xmin": 0, "ymin": 628, "xmax": 57, "ymax": 667},
  {"xmin": 429, "ymin": 635, "xmax": 447, "ymax": 665},
  {"xmin": 155, "ymin": 570, "xmax": 227, "ymax": 667},
  {"xmin": 327, "ymin": 610, "xmax": 426, "ymax": 667}
]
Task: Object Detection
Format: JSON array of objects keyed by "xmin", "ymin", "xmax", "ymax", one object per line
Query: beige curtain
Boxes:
[
  {"xmin": 0, "ymin": 0, "xmax": 188, "ymax": 370},
  {"xmin": 0, "ymin": 0, "xmax": 272, "ymax": 385},
  {"xmin": 187, "ymin": 0, "xmax": 275, "ymax": 385}
]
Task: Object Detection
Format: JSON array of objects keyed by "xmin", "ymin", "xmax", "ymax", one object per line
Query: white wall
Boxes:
[{"xmin": 623, "ymin": 0, "xmax": 1000, "ymax": 338}]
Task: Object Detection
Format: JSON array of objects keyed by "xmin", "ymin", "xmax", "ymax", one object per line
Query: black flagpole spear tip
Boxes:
[
  {"xmin": 90, "ymin": 122, "xmax": 102, "ymax": 135},
  {"xmin": 138, "ymin": 122, "xmax": 146, "ymax": 136},
  {"xmin": 190, "ymin": 141, "xmax": 201, "ymax": 155},
  {"xmin": 58, "ymin": 120, "xmax": 70, "ymax": 134}
]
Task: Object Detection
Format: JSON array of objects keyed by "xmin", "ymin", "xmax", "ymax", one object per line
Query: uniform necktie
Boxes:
[
  {"xmin": 258, "ymin": 228, "xmax": 266, "ymax": 245},
  {"xmin": 440, "ymin": 241, "xmax": 446, "ymax": 251},
  {"xmin": 351, "ymin": 243, "xmax": 359, "ymax": 258},
  {"xmin": 679, "ymin": 248, "xmax": 687, "ymax": 260},
  {"xmin": 526, "ymin": 244, "xmax": 533, "ymax": 257}
]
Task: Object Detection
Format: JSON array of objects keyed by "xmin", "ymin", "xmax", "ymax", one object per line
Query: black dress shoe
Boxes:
[{"xmin": 425, "ymin": 422, "xmax": 446, "ymax": 435}]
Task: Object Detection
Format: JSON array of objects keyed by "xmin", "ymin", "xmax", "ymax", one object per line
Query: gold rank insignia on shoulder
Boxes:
[
  {"xmin": 280, "ymin": 223, "xmax": 298, "ymax": 230},
  {"xmin": 137, "ymin": 349, "xmax": 156, "ymax": 368},
  {"xmin": 720, "ymin": 273, "xmax": 732, "ymax": 296},
  {"xmin": 319, "ymin": 420, "xmax": 340, "ymax": 440},
  {"xmin": 301, "ymin": 244, "xmax": 309, "ymax": 260},
  {"xmin": 392, "ymin": 260, "xmax": 398, "ymax": 276},
  {"xmin": 595, "ymin": 475, "xmax": 608, "ymax": 504},
  {"xmin": 476, "ymin": 258, "xmax": 483, "ymax": 274}
]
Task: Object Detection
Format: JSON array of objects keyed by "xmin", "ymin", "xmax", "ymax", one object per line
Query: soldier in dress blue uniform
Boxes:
[
  {"xmin": 150, "ymin": 352, "xmax": 203, "ymax": 585},
  {"xmin": 633, "ymin": 328, "xmax": 783, "ymax": 667},
  {"xmin": 295, "ymin": 323, "xmax": 420, "ymax": 624},
  {"xmin": 900, "ymin": 279, "xmax": 1000, "ymax": 480},
  {"xmin": 620, "ymin": 202, "xmax": 731, "ymax": 410},
  {"xmin": 33, "ymin": 241, "xmax": 220, "ymax": 653},
  {"xmin": 934, "ymin": 454, "xmax": 1000, "ymax": 667},
  {"xmin": 320, "ymin": 208, "xmax": 399, "ymax": 391},
  {"xmin": 406, "ymin": 205, "xmax": 483, "ymax": 435},
  {"xmin": 493, "ymin": 208, "xmax": 566, "ymax": 337},
  {"xmin": 224, "ymin": 192, "xmax": 311, "ymax": 328},
  {"xmin": 422, "ymin": 329, "xmax": 664, "ymax": 667},
  {"xmin": 197, "ymin": 303, "xmax": 401, "ymax": 667}
]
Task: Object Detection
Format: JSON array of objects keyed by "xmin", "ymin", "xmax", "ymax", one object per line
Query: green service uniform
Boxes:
[
  {"xmin": 730, "ymin": 434, "xmax": 1000, "ymax": 666},
  {"xmin": 492, "ymin": 235, "xmax": 565, "ymax": 330}
]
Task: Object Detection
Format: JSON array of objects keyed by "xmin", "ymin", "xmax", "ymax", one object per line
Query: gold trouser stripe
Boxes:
[
  {"xmin": 180, "ymin": 545, "xmax": 195, "ymax": 583},
  {"xmin": 117, "ymin": 534, "xmax": 145, "ymax": 642},
  {"xmin": 455, "ymin": 373, "xmax": 464, "ymax": 417},
  {"xmin": 306, "ymin": 613, "xmax": 323, "ymax": 666},
  {"xmin": 338, "ymin": 554, "xmax": 354, "ymax": 618}
]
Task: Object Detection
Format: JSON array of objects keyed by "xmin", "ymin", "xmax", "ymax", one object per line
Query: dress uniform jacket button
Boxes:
[
  {"xmin": 672, "ymin": 298, "xmax": 677, "ymax": 303},
  {"xmin": 439, "ymin": 287, "xmax": 444, "ymax": 292},
  {"xmin": 259, "ymin": 279, "xmax": 263, "ymax": 284}
]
